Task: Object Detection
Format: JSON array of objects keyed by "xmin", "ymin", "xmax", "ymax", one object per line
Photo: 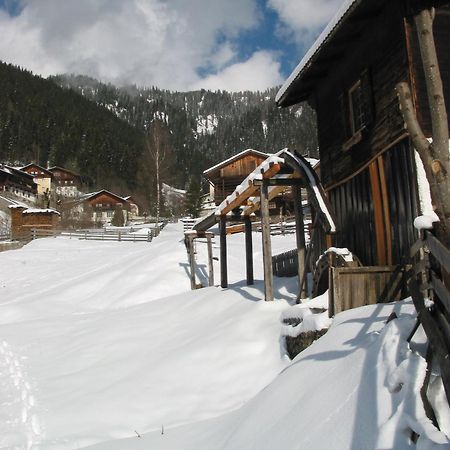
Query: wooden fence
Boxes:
[
  {"xmin": 409, "ymin": 230, "xmax": 450, "ymax": 407},
  {"xmin": 272, "ymin": 249, "xmax": 298, "ymax": 277},
  {"xmin": 28, "ymin": 224, "xmax": 166, "ymax": 242}
]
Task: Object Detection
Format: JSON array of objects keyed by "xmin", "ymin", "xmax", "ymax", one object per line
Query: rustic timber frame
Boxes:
[
  {"xmin": 184, "ymin": 230, "xmax": 214, "ymax": 290},
  {"xmin": 276, "ymin": 0, "xmax": 450, "ymax": 310},
  {"xmin": 195, "ymin": 149, "xmax": 336, "ymax": 301}
]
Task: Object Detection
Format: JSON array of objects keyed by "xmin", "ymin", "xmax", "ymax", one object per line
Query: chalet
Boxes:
[
  {"xmin": 275, "ymin": 0, "xmax": 450, "ymax": 298},
  {"xmin": 20, "ymin": 163, "xmax": 54, "ymax": 206},
  {"xmin": 0, "ymin": 166, "xmax": 37, "ymax": 203},
  {"xmin": 67, "ymin": 190, "xmax": 130, "ymax": 225},
  {"xmin": 204, "ymin": 149, "xmax": 269, "ymax": 206},
  {"xmin": 48, "ymin": 166, "xmax": 83, "ymax": 198}
]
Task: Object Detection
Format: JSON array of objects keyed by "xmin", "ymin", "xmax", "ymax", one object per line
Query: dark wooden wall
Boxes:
[
  {"xmin": 316, "ymin": 1, "xmax": 409, "ymax": 189},
  {"xmin": 328, "ymin": 167, "xmax": 376, "ymax": 266}
]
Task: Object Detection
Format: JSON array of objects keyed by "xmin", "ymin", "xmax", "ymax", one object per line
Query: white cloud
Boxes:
[
  {"xmin": 191, "ymin": 51, "xmax": 283, "ymax": 92},
  {"xmin": 268, "ymin": 0, "xmax": 343, "ymax": 43},
  {"xmin": 0, "ymin": 0, "xmax": 283, "ymax": 91}
]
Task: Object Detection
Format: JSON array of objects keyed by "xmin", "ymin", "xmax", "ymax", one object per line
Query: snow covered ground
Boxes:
[{"xmin": 0, "ymin": 222, "xmax": 449, "ymax": 449}]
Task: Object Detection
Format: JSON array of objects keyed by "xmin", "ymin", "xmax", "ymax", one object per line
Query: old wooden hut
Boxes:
[
  {"xmin": 276, "ymin": 0, "xmax": 450, "ymax": 309},
  {"xmin": 204, "ymin": 149, "xmax": 269, "ymax": 206}
]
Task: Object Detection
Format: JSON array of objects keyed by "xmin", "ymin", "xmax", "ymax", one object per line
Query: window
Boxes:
[
  {"xmin": 348, "ymin": 80, "xmax": 366, "ymax": 134},
  {"xmin": 342, "ymin": 69, "xmax": 373, "ymax": 151}
]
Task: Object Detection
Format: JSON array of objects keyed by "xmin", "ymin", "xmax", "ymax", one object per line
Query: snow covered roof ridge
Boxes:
[
  {"xmin": 203, "ymin": 148, "xmax": 271, "ymax": 175},
  {"xmin": 276, "ymin": 0, "xmax": 360, "ymax": 105}
]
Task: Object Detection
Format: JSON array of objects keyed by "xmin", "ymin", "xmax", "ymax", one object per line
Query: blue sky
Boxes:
[{"xmin": 0, "ymin": 0, "xmax": 342, "ymax": 91}]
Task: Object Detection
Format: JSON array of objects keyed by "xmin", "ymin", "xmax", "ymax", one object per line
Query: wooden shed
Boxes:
[
  {"xmin": 203, "ymin": 149, "xmax": 269, "ymax": 206},
  {"xmin": 276, "ymin": 0, "xmax": 450, "ymax": 311},
  {"xmin": 9, "ymin": 205, "xmax": 60, "ymax": 240}
]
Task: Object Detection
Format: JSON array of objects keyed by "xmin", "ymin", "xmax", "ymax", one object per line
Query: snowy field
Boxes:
[{"xmin": 0, "ymin": 222, "xmax": 449, "ymax": 449}]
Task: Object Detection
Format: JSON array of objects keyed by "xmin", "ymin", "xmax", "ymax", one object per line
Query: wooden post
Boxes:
[
  {"xmin": 261, "ymin": 180, "xmax": 274, "ymax": 301},
  {"xmin": 188, "ymin": 236, "xmax": 197, "ymax": 290},
  {"xmin": 207, "ymin": 234, "xmax": 214, "ymax": 286},
  {"xmin": 293, "ymin": 185, "xmax": 307, "ymax": 298},
  {"xmin": 220, "ymin": 215, "xmax": 228, "ymax": 288},
  {"xmin": 244, "ymin": 215, "xmax": 254, "ymax": 285}
]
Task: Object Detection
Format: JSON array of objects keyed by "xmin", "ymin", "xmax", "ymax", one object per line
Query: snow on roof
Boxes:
[
  {"xmin": 203, "ymin": 149, "xmax": 271, "ymax": 176},
  {"xmin": 276, "ymin": 0, "xmax": 360, "ymax": 105},
  {"xmin": 81, "ymin": 190, "xmax": 128, "ymax": 203},
  {"xmin": 215, "ymin": 153, "xmax": 284, "ymax": 216},
  {"xmin": 22, "ymin": 208, "xmax": 60, "ymax": 215}
]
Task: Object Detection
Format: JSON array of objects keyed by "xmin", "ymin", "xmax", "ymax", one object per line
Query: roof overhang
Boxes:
[{"xmin": 276, "ymin": 0, "xmax": 386, "ymax": 108}]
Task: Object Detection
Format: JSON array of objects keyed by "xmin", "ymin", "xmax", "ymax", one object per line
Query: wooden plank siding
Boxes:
[
  {"xmin": 331, "ymin": 265, "xmax": 410, "ymax": 315},
  {"xmin": 316, "ymin": 1, "xmax": 409, "ymax": 189}
]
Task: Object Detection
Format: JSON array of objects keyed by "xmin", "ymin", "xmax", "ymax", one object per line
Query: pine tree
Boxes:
[{"xmin": 185, "ymin": 176, "xmax": 202, "ymax": 218}]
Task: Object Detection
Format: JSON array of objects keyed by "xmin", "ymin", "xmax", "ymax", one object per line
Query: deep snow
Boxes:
[{"xmin": 0, "ymin": 222, "xmax": 449, "ymax": 449}]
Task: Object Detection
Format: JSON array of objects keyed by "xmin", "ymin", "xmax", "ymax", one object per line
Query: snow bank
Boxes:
[{"xmin": 89, "ymin": 300, "xmax": 450, "ymax": 450}]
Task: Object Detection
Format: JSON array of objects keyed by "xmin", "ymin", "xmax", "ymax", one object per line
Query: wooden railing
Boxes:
[{"xmin": 409, "ymin": 230, "xmax": 450, "ymax": 406}]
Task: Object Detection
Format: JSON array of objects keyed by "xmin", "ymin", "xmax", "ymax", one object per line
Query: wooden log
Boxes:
[
  {"xmin": 293, "ymin": 185, "xmax": 306, "ymax": 298},
  {"xmin": 244, "ymin": 215, "xmax": 254, "ymax": 285},
  {"xmin": 207, "ymin": 234, "xmax": 214, "ymax": 286},
  {"xmin": 220, "ymin": 215, "xmax": 228, "ymax": 288},
  {"xmin": 261, "ymin": 180, "xmax": 274, "ymax": 301},
  {"xmin": 188, "ymin": 236, "xmax": 197, "ymax": 290}
]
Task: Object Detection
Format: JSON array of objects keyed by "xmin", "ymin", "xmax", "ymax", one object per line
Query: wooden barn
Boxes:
[
  {"xmin": 276, "ymin": 0, "xmax": 450, "ymax": 308},
  {"xmin": 9, "ymin": 205, "xmax": 60, "ymax": 240},
  {"xmin": 204, "ymin": 149, "xmax": 269, "ymax": 206}
]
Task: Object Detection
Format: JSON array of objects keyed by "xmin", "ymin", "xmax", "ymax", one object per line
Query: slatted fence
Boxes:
[
  {"xmin": 409, "ymin": 230, "xmax": 450, "ymax": 406},
  {"xmin": 272, "ymin": 249, "xmax": 298, "ymax": 277}
]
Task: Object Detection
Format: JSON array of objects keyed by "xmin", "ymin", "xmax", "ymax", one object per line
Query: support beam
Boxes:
[
  {"xmin": 219, "ymin": 215, "xmax": 228, "ymax": 288},
  {"xmin": 207, "ymin": 234, "xmax": 214, "ymax": 286},
  {"xmin": 260, "ymin": 180, "xmax": 274, "ymax": 301},
  {"xmin": 293, "ymin": 185, "xmax": 307, "ymax": 298},
  {"xmin": 187, "ymin": 236, "xmax": 197, "ymax": 290},
  {"xmin": 244, "ymin": 215, "xmax": 254, "ymax": 285}
]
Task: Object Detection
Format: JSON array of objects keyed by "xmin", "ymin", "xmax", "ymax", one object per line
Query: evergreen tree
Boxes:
[{"xmin": 185, "ymin": 177, "xmax": 202, "ymax": 218}]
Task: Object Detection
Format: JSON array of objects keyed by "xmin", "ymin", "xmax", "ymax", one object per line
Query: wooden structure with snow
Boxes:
[
  {"xmin": 203, "ymin": 149, "xmax": 270, "ymax": 206},
  {"xmin": 276, "ymin": 0, "xmax": 450, "ymax": 308}
]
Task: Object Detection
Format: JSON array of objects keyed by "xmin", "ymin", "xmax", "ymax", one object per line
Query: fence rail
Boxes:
[
  {"xmin": 409, "ymin": 230, "xmax": 450, "ymax": 407},
  {"xmin": 28, "ymin": 223, "xmax": 167, "ymax": 242}
]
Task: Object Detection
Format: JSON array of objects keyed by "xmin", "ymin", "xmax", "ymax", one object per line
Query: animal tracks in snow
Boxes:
[{"xmin": 0, "ymin": 340, "xmax": 42, "ymax": 449}]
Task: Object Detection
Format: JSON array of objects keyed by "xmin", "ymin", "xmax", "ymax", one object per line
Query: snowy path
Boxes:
[{"xmin": 0, "ymin": 340, "xmax": 41, "ymax": 449}]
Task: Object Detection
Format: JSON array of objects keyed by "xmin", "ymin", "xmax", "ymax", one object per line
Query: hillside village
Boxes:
[{"xmin": 0, "ymin": 0, "xmax": 450, "ymax": 449}]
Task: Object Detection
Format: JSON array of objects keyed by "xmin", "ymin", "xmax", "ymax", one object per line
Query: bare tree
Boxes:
[
  {"xmin": 396, "ymin": 7, "xmax": 450, "ymax": 242},
  {"xmin": 145, "ymin": 120, "xmax": 174, "ymax": 225}
]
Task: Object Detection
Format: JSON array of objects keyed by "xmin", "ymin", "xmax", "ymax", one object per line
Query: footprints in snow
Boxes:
[{"xmin": 0, "ymin": 340, "xmax": 42, "ymax": 449}]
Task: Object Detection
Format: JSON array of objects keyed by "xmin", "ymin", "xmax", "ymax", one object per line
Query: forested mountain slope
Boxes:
[{"xmin": 0, "ymin": 61, "xmax": 317, "ymax": 209}]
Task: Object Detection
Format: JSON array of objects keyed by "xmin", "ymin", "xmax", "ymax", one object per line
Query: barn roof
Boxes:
[
  {"xmin": 48, "ymin": 166, "xmax": 81, "ymax": 178},
  {"xmin": 203, "ymin": 149, "xmax": 270, "ymax": 177},
  {"xmin": 20, "ymin": 163, "xmax": 54, "ymax": 178},
  {"xmin": 276, "ymin": 0, "xmax": 385, "ymax": 107},
  {"xmin": 81, "ymin": 189, "xmax": 128, "ymax": 204}
]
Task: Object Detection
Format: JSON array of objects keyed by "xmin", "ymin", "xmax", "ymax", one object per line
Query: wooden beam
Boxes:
[
  {"xmin": 261, "ymin": 180, "xmax": 274, "ymax": 301},
  {"xmin": 220, "ymin": 215, "xmax": 228, "ymax": 288},
  {"xmin": 216, "ymin": 162, "xmax": 281, "ymax": 216},
  {"xmin": 244, "ymin": 216, "xmax": 254, "ymax": 285},
  {"xmin": 187, "ymin": 236, "xmax": 197, "ymax": 290},
  {"xmin": 293, "ymin": 185, "xmax": 306, "ymax": 298},
  {"xmin": 207, "ymin": 234, "xmax": 214, "ymax": 286},
  {"xmin": 242, "ymin": 184, "xmax": 287, "ymax": 216}
]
